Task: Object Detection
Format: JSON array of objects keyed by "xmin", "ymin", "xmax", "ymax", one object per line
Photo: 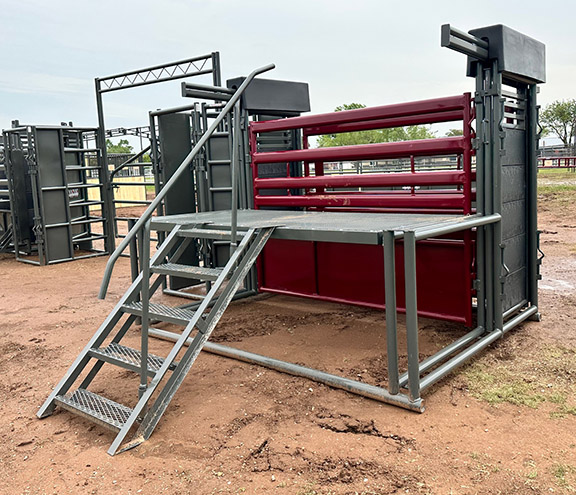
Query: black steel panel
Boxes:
[
  {"xmin": 503, "ymin": 233, "xmax": 526, "ymax": 273},
  {"xmin": 503, "ymin": 268, "xmax": 527, "ymax": 311},
  {"xmin": 502, "ymin": 165, "xmax": 526, "ymax": 203},
  {"xmin": 36, "ymin": 130, "xmax": 64, "ymax": 188},
  {"xmin": 207, "ymin": 136, "xmax": 230, "ymax": 162},
  {"xmin": 157, "ymin": 113, "xmax": 198, "ymax": 289},
  {"xmin": 467, "ymin": 24, "xmax": 545, "ymax": 84},
  {"xmin": 42, "ymin": 190, "xmax": 68, "ymax": 225},
  {"xmin": 213, "ymin": 191, "xmax": 233, "ymax": 211},
  {"xmin": 502, "ymin": 200, "xmax": 526, "ymax": 239},
  {"xmin": 501, "ymin": 129, "xmax": 526, "ymax": 166},
  {"xmin": 10, "ymin": 150, "xmax": 33, "ymax": 241},
  {"xmin": 45, "ymin": 225, "xmax": 72, "ymax": 262},
  {"xmin": 226, "ymin": 77, "xmax": 310, "ymax": 116},
  {"xmin": 157, "ymin": 114, "xmax": 195, "ymax": 215},
  {"xmin": 209, "ymin": 163, "xmax": 232, "ymax": 188}
]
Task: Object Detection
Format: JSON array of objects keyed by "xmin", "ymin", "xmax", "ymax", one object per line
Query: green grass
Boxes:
[
  {"xmin": 552, "ymin": 463, "xmax": 576, "ymax": 490},
  {"xmin": 538, "ymin": 168, "xmax": 576, "ymax": 179},
  {"xmin": 462, "ymin": 344, "xmax": 576, "ymax": 414}
]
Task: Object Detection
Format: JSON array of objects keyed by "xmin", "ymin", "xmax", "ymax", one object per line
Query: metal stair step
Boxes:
[
  {"xmin": 55, "ymin": 389, "xmax": 133, "ymax": 431},
  {"xmin": 122, "ymin": 301, "xmax": 196, "ymax": 326},
  {"xmin": 151, "ymin": 263, "xmax": 223, "ymax": 281},
  {"xmin": 89, "ymin": 342, "xmax": 176, "ymax": 376},
  {"xmin": 178, "ymin": 228, "xmax": 246, "ymax": 240}
]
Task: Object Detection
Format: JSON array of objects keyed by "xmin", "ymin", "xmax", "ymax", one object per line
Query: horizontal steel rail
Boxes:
[
  {"xmin": 254, "ymin": 193, "xmax": 467, "ymax": 209},
  {"xmin": 538, "ymin": 156, "xmax": 576, "ymax": 169},
  {"xmin": 251, "ymin": 94, "xmax": 470, "ymax": 133},
  {"xmin": 303, "ymin": 109, "xmax": 467, "ymax": 136},
  {"xmin": 252, "ymin": 137, "xmax": 466, "ymax": 164},
  {"xmin": 254, "ymin": 170, "xmax": 468, "ymax": 190}
]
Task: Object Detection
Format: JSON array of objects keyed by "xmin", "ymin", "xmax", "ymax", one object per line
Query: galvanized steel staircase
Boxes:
[{"xmin": 37, "ymin": 223, "xmax": 275, "ymax": 455}]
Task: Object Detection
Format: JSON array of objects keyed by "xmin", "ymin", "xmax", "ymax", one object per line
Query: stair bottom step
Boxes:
[{"xmin": 55, "ymin": 389, "xmax": 133, "ymax": 431}]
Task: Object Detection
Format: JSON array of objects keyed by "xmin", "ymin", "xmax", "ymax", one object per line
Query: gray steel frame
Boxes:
[
  {"xmin": 2, "ymin": 124, "xmax": 109, "ymax": 265},
  {"xmin": 144, "ymin": 25, "xmax": 542, "ymax": 412},
  {"xmin": 94, "ymin": 53, "xmax": 222, "ymax": 252}
]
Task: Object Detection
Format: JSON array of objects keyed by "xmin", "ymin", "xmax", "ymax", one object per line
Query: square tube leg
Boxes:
[
  {"xmin": 404, "ymin": 231, "xmax": 421, "ymax": 402},
  {"xmin": 383, "ymin": 230, "xmax": 399, "ymax": 395}
]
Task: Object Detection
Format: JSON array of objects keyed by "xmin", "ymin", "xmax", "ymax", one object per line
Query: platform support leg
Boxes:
[
  {"xmin": 404, "ymin": 231, "xmax": 420, "ymax": 402},
  {"xmin": 383, "ymin": 230, "xmax": 399, "ymax": 395}
]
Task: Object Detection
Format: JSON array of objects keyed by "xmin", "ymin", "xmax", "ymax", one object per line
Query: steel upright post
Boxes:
[
  {"xmin": 95, "ymin": 79, "xmax": 115, "ymax": 253},
  {"xmin": 403, "ymin": 231, "xmax": 420, "ymax": 402}
]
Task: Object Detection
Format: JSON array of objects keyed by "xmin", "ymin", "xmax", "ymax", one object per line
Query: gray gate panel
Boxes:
[
  {"xmin": 36, "ymin": 130, "xmax": 65, "ymax": 188},
  {"xmin": 503, "ymin": 233, "xmax": 526, "ymax": 274},
  {"xmin": 503, "ymin": 268, "xmax": 527, "ymax": 312},
  {"xmin": 157, "ymin": 113, "xmax": 198, "ymax": 289},
  {"xmin": 45, "ymin": 226, "xmax": 72, "ymax": 261},
  {"xmin": 502, "ymin": 165, "xmax": 526, "ymax": 203}
]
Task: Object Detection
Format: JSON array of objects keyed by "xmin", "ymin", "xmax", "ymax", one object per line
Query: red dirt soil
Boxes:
[{"xmin": 0, "ymin": 195, "xmax": 575, "ymax": 494}]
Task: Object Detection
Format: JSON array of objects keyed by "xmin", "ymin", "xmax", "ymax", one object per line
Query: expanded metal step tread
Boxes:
[
  {"xmin": 151, "ymin": 263, "xmax": 223, "ymax": 281},
  {"xmin": 90, "ymin": 342, "xmax": 175, "ymax": 374},
  {"xmin": 55, "ymin": 389, "xmax": 132, "ymax": 431},
  {"xmin": 122, "ymin": 301, "xmax": 195, "ymax": 325}
]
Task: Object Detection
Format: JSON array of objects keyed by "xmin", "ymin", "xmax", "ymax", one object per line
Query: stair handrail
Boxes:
[
  {"xmin": 109, "ymin": 145, "xmax": 152, "ymax": 181},
  {"xmin": 99, "ymin": 63, "xmax": 276, "ymax": 299}
]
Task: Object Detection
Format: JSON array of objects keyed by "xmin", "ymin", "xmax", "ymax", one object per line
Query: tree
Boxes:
[
  {"xmin": 445, "ymin": 129, "xmax": 463, "ymax": 137},
  {"xmin": 106, "ymin": 138, "xmax": 133, "ymax": 154},
  {"xmin": 316, "ymin": 103, "xmax": 435, "ymax": 147},
  {"xmin": 540, "ymin": 99, "xmax": 576, "ymax": 149}
]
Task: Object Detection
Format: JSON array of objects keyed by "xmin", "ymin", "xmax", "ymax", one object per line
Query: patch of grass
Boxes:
[
  {"xmin": 527, "ymin": 469, "xmax": 538, "ymax": 480},
  {"xmin": 538, "ymin": 168, "xmax": 576, "ymax": 179},
  {"xmin": 463, "ymin": 344, "xmax": 576, "ymax": 414},
  {"xmin": 464, "ymin": 366, "xmax": 545, "ymax": 408},
  {"xmin": 552, "ymin": 463, "xmax": 576, "ymax": 490}
]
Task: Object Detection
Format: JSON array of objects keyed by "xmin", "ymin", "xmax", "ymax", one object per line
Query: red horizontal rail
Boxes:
[
  {"xmin": 254, "ymin": 170, "xmax": 467, "ymax": 190},
  {"xmin": 313, "ymin": 207, "xmax": 477, "ymax": 215},
  {"xmin": 538, "ymin": 157, "xmax": 576, "ymax": 169},
  {"xmin": 251, "ymin": 94, "xmax": 470, "ymax": 134},
  {"xmin": 253, "ymin": 137, "xmax": 465, "ymax": 165},
  {"xmin": 303, "ymin": 110, "xmax": 465, "ymax": 136},
  {"xmin": 254, "ymin": 193, "xmax": 466, "ymax": 209}
]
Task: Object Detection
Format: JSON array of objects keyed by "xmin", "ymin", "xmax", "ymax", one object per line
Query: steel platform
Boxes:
[{"xmin": 150, "ymin": 209, "xmax": 487, "ymax": 244}]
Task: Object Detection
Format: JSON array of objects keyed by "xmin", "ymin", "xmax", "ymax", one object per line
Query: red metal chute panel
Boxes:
[{"xmin": 251, "ymin": 94, "xmax": 475, "ymax": 325}]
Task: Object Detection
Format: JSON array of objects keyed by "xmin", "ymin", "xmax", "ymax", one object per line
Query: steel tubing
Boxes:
[{"xmin": 148, "ymin": 328, "xmax": 424, "ymax": 412}]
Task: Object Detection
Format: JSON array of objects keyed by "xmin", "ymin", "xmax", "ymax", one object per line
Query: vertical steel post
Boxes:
[
  {"xmin": 383, "ymin": 231, "xmax": 399, "ymax": 395},
  {"xmin": 230, "ymin": 102, "xmax": 241, "ymax": 253},
  {"xmin": 128, "ymin": 218, "xmax": 139, "ymax": 284},
  {"xmin": 474, "ymin": 62, "xmax": 486, "ymax": 331},
  {"xmin": 526, "ymin": 84, "xmax": 540, "ymax": 311},
  {"xmin": 94, "ymin": 79, "xmax": 115, "ymax": 253},
  {"xmin": 139, "ymin": 220, "xmax": 151, "ymax": 399},
  {"xmin": 491, "ymin": 62, "xmax": 504, "ymax": 332},
  {"xmin": 403, "ymin": 231, "xmax": 420, "ymax": 402}
]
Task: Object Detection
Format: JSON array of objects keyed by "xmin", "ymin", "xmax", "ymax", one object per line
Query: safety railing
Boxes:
[
  {"xmin": 538, "ymin": 156, "xmax": 576, "ymax": 170},
  {"xmin": 99, "ymin": 63, "xmax": 276, "ymax": 299},
  {"xmin": 250, "ymin": 94, "xmax": 474, "ymax": 214}
]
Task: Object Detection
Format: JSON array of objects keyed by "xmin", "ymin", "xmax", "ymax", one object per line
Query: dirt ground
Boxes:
[{"xmin": 1, "ymin": 179, "xmax": 575, "ymax": 495}]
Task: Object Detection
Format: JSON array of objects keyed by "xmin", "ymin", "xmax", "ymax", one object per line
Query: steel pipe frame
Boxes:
[
  {"xmin": 252, "ymin": 137, "xmax": 466, "ymax": 165},
  {"xmin": 99, "ymin": 63, "xmax": 276, "ymax": 299},
  {"xmin": 148, "ymin": 327, "xmax": 424, "ymax": 412},
  {"xmin": 250, "ymin": 94, "xmax": 470, "ymax": 133}
]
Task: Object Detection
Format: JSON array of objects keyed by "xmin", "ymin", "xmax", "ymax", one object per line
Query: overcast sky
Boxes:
[{"xmin": 0, "ymin": 0, "xmax": 573, "ymax": 142}]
